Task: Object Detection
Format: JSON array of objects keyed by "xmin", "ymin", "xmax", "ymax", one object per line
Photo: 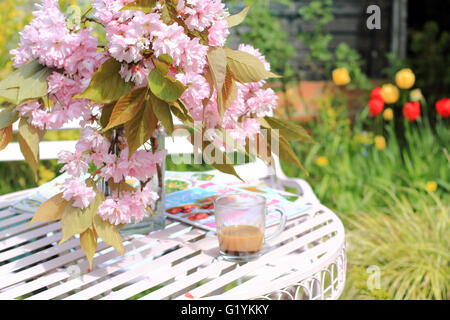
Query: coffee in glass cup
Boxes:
[{"xmin": 214, "ymin": 193, "xmax": 287, "ymax": 262}]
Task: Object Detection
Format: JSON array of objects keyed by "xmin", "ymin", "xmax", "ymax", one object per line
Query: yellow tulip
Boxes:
[
  {"xmin": 374, "ymin": 136, "xmax": 386, "ymax": 150},
  {"xmin": 381, "ymin": 84, "xmax": 400, "ymax": 104},
  {"xmin": 395, "ymin": 68, "xmax": 415, "ymax": 89},
  {"xmin": 315, "ymin": 156, "xmax": 329, "ymax": 167},
  {"xmin": 426, "ymin": 181, "xmax": 437, "ymax": 192},
  {"xmin": 383, "ymin": 108, "xmax": 393, "ymax": 121},
  {"xmin": 332, "ymin": 68, "xmax": 351, "ymax": 86}
]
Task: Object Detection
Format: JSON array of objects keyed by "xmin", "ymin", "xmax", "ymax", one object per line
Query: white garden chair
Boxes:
[{"xmin": 0, "ymin": 119, "xmax": 346, "ymax": 300}]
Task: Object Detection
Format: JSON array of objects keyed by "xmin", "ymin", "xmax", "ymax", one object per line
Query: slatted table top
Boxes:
[{"xmin": 0, "ymin": 188, "xmax": 345, "ymax": 300}]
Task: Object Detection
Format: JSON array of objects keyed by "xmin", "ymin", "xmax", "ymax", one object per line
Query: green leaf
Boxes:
[
  {"xmin": 76, "ymin": 58, "xmax": 133, "ymax": 103},
  {"xmin": 28, "ymin": 193, "xmax": 68, "ymax": 226},
  {"xmin": 148, "ymin": 67, "xmax": 186, "ymax": 103},
  {"xmin": 226, "ymin": 6, "xmax": 250, "ymax": 28},
  {"xmin": 0, "ymin": 60, "xmax": 51, "ymax": 104},
  {"xmin": 80, "ymin": 227, "xmax": 98, "ymax": 269},
  {"xmin": 93, "ymin": 213, "xmax": 124, "ymax": 256},
  {"xmin": 207, "ymin": 47, "xmax": 227, "ymax": 94},
  {"xmin": 158, "ymin": 54, "xmax": 173, "ymax": 65},
  {"xmin": 153, "ymin": 59, "xmax": 170, "ymax": 75},
  {"xmin": 59, "ymin": 180, "xmax": 103, "ymax": 244},
  {"xmin": 261, "ymin": 116, "xmax": 315, "ymax": 143},
  {"xmin": 18, "ymin": 117, "xmax": 43, "ymax": 181},
  {"xmin": 150, "ymin": 93, "xmax": 174, "ymax": 135},
  {"xmin": 225, "ymin": 47, "xmax": 281, "ymax": 83},
  {"xmin": 0, "ymin": 125, "xmax": 12, "ymax": 151},
  {"xmin": 0, "ymin": 105, "xmax": 19, "ymax": 129},
  {"xmin": 121, "ymin": 0, "xmax": 157, "ymax": 13},
  {"xmin": 124, "ymin": 97, "xmax": 158, "ymax": 156},
  {"xmin": 102, "ymin": 87, "xmax": 147, "ymax": 132}
]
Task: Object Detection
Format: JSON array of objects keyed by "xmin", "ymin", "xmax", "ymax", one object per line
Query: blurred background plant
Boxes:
[
  {"xmin": 228, "ymin": 0, "xmax": 297, "ymax": 82},
  {"xmin": 298, "ymin": 0, "xmax": 371, "ymax": 90},
  {"xmin": 0, "ymin": 0, "xmax": 32, "ymax": 80}
]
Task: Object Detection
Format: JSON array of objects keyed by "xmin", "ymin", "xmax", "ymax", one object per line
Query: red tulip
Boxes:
[
  {"xmin": 402, "ymin": 101, "xmax": 421, "ymax": 121},
  {"xmin": 436, "ymin": 98, "xmax": 450, "ymax": 118},
  {"xmin": 368, "ymin": 98, "xmax": 384, "ymax": 116},
  {"xmin": 370, "ymin": 87, "xmax": 383, "ymax": 101}
]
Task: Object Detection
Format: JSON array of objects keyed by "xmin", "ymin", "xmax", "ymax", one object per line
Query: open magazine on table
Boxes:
[{"xmin": 163, "ymin": 172, "xmax": 312, "ymax": 232}]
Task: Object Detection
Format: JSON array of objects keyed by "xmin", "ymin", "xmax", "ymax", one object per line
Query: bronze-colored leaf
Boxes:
[
  {"xmin": 93, "ymin": 214, "xmax": 124, "ymax": 256},
  {"xmin": 0, "ymin": 125, "xmax": 12, "ymax": 151},
  {"xmin": 207, "ymin": 47, "xmax": 227, "ymax": 94},
  {"xmin": 225, "ymin": 47, "xmax": 280, "ymax": 83},
  {"xmin": 261, "ymin": 116, "xmax": 314, "ymax": 143},
  {"xmin": 99, "ymin": 102, "xmax": 115, "ymax": 129},
  {"xmin": 276, "ymin": 134, "xmax": 307, "ymax": 174},
  {"xmin": 217, "ymin": 67, "xmax": 238, "ymax": 119},
  {"xmin": 59, "ymin": 180, "xmax": 103, "ymax": 244},
  {"xmin": 124, "ymin": 98, "xmax": 158, "ymax": 156},
  {"xmin": 28, "ymin": 192, "xmax": 68, "ymax": 226},
  {"xmin": 18, "ymin": 118, "xmax": 42, "ymax": 180},
  {"xmin": 202, "ymin": 139, "xmax": 242, "ymax": 181},
  {"xmin": 80, "ymin": 227, "xmax": 98, "ymax": 269},
  {"xmin": 226, "ymin": 6, "xmax": 250, "ymax": 28},
  {"xmin": 102, "ymin": 87, "xmax": 147, "ymax": 132},
  {"xmin": 107, "ymin": 179, "xmax": 136, "ymax": 194},
  {"xmin": 169, "ymin": 100, "xmax": 193, "ymax": 125}
]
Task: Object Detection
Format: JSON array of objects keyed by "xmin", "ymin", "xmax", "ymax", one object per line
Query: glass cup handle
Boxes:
[{"xmin": 264, "ymin": 206, "xmax": 287, "ymax": 243}]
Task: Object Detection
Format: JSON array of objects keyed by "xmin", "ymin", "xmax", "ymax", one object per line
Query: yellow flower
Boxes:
[
  {"xmin": 395, "ymin": 68, "xmax": 415, "ymax": 89},
  {"xmin": 383, "ymin": 108, "xmax": 393, "ymax": 121},
  {"xmin": 410, "ymin": 88, "xmax": 424, "ymax": 102},
  {"xmin": 315, "ymin": 156, "xmax": 329, "ymax": 167},
  {"xmin": 426, "ymin": 181, "xmax": 437, "ymax": 192},
  {"xmin": 374, "ymin": 136, "xmax": 386, "ymax": 150},
  {"xmin": 332, "ymin": 68, "xmax": 351, "ymax": 86},
  {"xmin": 381, "ymin": 84, "xmax": 400, "ymax": 104}
]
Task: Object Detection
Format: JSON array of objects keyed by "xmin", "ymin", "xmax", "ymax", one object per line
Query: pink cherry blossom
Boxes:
[
  {"xmin": 61, "ymin": 179, "xmax": 96, "ymax": 209},
  {"xmin": 208, "ymin": 20, "xmax": 229, "ymax": 47}
]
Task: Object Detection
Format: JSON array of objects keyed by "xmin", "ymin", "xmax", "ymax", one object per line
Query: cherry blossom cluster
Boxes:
[
  {"xmin": 11, "ymin": 0, "xmax": 105, "ymax": 130},
  {"xmin": 58, "ymin": 127, "xmax": 166, "ymax": 224},
  {"xmin": 92, "ymin": 0, "xmax": 228, "ymax": 87}
]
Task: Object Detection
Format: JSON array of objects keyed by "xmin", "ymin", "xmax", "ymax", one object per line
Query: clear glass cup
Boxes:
[{"xmin": 214, "ymin": 193, "xmax": 287, "ymax": 262}]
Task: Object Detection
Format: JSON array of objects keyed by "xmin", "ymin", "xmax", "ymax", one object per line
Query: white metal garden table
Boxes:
[
  {"xmin": 0, "ymin": 124, "xmax": 346, "ymax": 300},
  {"xmin": 0, "ymin": 173, "xmax": 346, "ymax": 300}
]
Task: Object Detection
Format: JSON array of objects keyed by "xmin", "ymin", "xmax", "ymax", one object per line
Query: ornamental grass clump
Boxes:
[{"xmin": 345, "ymin": 187, "xmax": 449, "ymax": 300}]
